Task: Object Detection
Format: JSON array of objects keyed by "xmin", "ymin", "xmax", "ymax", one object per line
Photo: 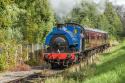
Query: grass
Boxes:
[
  {"xmin": 84, "ymin": 41, "xmax": 125, "ymax": 83},
  {"xmin": 45, "ymin": 40, "xmax": 125, "ymax": 83}
]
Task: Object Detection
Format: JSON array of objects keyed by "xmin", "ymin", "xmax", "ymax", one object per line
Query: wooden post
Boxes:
[
  {"xmin": 27, "ymin": 45, "xmax": 29, "ymax": 60},
  {"xmin": 31, "ymin": 44, "xmax": 34, "ymax": 60},
  {"xmin": 20, "ymin": 45, "xmax": 22, "ymax": 55},
  {"xmin": 6, "ymin": 45, "xmax": 9, "ymax": 68},
  {"xmin": 14, "ymin": 47, "xmax": 18, "ymax": 66},
  {"xmin": 36, "ymin": 44, "xmax": 38, "ymax": 61}
]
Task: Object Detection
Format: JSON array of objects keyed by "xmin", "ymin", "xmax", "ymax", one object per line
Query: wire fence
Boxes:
[{"xmin": 0, "ymin": 43, "xmax": 44, "ymax": 70}]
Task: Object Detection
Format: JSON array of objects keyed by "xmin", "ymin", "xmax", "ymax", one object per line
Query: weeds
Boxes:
[{"xmin": 45, "ymin": 40, "xmax": 125, "ymax": 83}]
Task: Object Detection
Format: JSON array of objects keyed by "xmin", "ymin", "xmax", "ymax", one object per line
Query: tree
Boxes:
[
  {"xmin": 104, "ymin": 3, "xmax": 123, "ymax": 39},
  {"xmin": 0, "ymin": 0, "xmax": 55, "ymax": 44},
  {"xmin": 69, "ymin": 1, "xmax": 123, "ymax": 39}
]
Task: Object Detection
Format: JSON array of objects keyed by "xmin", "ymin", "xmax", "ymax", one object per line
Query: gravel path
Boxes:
[{"xmin": 0, "ymin": 70, "xmax": 42, "ymax": 83}]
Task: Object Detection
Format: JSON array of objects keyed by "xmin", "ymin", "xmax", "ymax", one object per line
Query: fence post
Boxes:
[
  {"xmin": 6, "ymin": 45, "xmax": 9, "ymax": 69},
  {"xmin": 20, "ymin": 45, "xmax": 22, "ymax": 55},
  {"xmin": 27, "ymin": 45, "xmax": 29, "ymax": 60},
  {"xmin": 32, "ymin": 44, "xmax": 35, "ymax": 60},
  {"xmin": 15, "ymin": 46, "xmax": 18, "ymax": 65},
  {"xmin": 40, "ymin": 43, "xmax": 44, "ymax": 63}
]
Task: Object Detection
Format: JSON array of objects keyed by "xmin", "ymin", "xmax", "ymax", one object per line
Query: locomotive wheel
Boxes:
[
  {"xmin": 51, "ymin": 63, "xmax": 58, "ymax": 69},
  {"xmin": 51, "ymin": 63, "xmax": 64, "ymax": 69}
]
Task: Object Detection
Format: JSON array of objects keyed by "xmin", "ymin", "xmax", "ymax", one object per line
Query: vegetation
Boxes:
[
  {"xmin": 0, "ymin": 0, "xmax": 55, "ymax": 70},
  {"xmin": 0, "ymin": 0, "xmax": 125, "ymax": 71},
  {"xmin": 45, "ymin": 40, "xmax": 125, "ymax": 83},
  {"xmin": 69, "ymin": 2, "xmax": 123, "ymax": 39},
  {"xmin": 0, "ymin": 0, "xmax": 55, "ymax": 44}
]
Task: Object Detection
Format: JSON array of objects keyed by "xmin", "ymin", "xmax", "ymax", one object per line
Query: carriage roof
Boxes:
[{"xmin": 84, "ymin": 28, "xmax": 108, "ymax": 34}]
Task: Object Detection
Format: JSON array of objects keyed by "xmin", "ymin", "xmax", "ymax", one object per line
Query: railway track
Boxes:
[
  {"xmin": 6, "ymin": 67, "xmax": 65, "ymax": 83},
  {"xmin": 5, "ymin": 44, "xmax": 110, "ymax": 83}
]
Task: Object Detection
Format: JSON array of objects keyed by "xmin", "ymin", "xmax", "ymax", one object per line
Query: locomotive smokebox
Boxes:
[{"xmin": 56, "ymin": 23, "xmax": 64, "ymax": 28}]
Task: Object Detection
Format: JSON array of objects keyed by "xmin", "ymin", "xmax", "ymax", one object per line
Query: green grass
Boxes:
[
  {"xmin": 84, "ymin": 41, "xmax": 125, "ymax": 83},
  {"xmin": 45, "ymin": 40, "xmax": 125, "ymax": 83}
]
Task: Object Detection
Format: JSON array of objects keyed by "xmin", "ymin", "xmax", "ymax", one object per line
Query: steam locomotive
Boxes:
[{"xmin": 44, "ymin": 23, "xmax": 108, "ymax": 68}]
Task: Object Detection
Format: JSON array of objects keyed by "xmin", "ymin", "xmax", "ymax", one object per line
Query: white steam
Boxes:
[
  {"xmin": 49, "ymin": 0, "xmax": 82, "ymax": 22},
  {"xmin": 49, "ymin": 0, "xmax": 107, "ymax": 21},
  {"xmin": 49, "ymin": 0, "xmax": 125, "ymax": 22},
  {"xmin": 94, "ymin": 0, "xmax": 106, "ymax": 14}
]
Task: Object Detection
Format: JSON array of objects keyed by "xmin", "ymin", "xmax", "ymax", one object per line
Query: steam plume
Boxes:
[
  {"xmin": 49, "ymin": 0, "xmax": 82, "ymax": 23},
  {"xmin": 49, "ymin": 0, "xmax": 125, "ymax": 23}
]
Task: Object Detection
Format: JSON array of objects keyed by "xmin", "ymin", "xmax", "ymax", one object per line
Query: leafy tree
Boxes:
[
  {"xmin": 104, "ymin": 3, "xmax": 123, "ymax": 38},
  {"xmin": 16, "ymin": 0, "xmax": 55, "ymax": 44},
  {"xmin": 0, "ymin": 0, "xmax": 55, "ymax": 44},
  {"xmin": 70, "ymin": 1, "xmax": 123, "ymax": 39}
]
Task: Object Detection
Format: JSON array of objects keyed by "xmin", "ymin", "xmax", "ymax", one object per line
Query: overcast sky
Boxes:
[
  {"xmin": 110, "ymin": 0, "xmax": 125, "ymax": 6},
  {"xmin": 94, "ymin": 0, "xmax": 125, "ymax": 6}
]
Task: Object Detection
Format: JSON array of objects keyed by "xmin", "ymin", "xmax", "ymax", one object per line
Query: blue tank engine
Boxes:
[{"xmin": 44, "ymin": 23, "xmax": 108, "ymax": 68}]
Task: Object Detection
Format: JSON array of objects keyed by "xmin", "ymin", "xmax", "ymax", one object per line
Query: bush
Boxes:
[{"xmin": 0, "ymin": 54, "xmax": 7, "ymax": 71}]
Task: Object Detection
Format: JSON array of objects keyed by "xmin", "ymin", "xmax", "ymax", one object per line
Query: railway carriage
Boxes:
[{"xmin": 43, "ymin": 23, "xmax": 109, "ymax": 68}]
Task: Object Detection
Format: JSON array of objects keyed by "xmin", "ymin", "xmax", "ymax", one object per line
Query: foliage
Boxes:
[
  {"xmin": 103, "ymin": 3, "xmax": 123, "ymax": 39},
  {"xmin": 69, "ymin": 2, "xmax": 123, "ymax": 39},
  {"xmin": 0, "ymin": 41, "xmax": 17, "ymax": 71},
  {"xmin": 15, "ymin": 0, "xmax": 55, "ymax": 44},
  {"xmin": 0, "ymin": 0, "xmax": 55, "ymax": 44},
  {"xmin": 0, "ymin": 0, "xmax": 124, "ymax": 71},
  {"xmin": 26, "ymin": 59, "xmax": 40, "ymax": 66},
  {"xmin": 0, "ymin": 0, "xmax": 55, "ymax": 69}
]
